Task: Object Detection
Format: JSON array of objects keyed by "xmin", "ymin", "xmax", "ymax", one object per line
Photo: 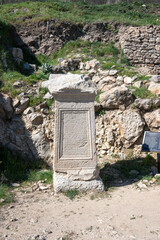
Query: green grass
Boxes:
[
  {"xmin": 27, "ymin": 169, "xmax": 53, "ymax": 184},
  {"xmin": 29, "ymin": 87, "xmax": 54, "ymax": 107},
  {"xmin": 130, "ymin": 86, "xmax": 156, "ymax": 99},
  {"xmin": 0, "ymin": 1, "xmax": 160, "ymax": 26},
  {"xmin": 95, "ymin": 90, "xmax": 103, "ymax": 103},
  {"xmin": 0, "ymin": 184, "xmax": 14, "ymax": 205}
]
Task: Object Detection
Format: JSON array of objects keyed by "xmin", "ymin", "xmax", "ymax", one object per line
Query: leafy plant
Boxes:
[{"xmin": 42, "ymin": 63, "xmax": 52, "ymax": 74}]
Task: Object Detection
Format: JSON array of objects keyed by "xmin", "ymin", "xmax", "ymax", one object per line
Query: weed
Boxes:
[
  {"xmin": 142, "ymin": 175, "xmax": 153, "ymax": 181},
  {"xmin": 130, "ymin": 86, "xmax": 156, "ymax": 99},
  {"xmin": 95, "ymin": 90, "xmax": 103, "ymax": 103},
  {"xmin": 65, "ymin": 189, "xmax": 78, "ymax": 200},
  {"xmin": 137, "ymin": 75, "xmax": 151, "ymax": 82},
  {"xmin": 46, "ymin": 98, "xmax": 54, "ymax": 108},
  {"xmin": 86, "ymin": 226, "xmax": 93, "ymax": 232},
  {"xmin": 98, "ymin": 109, "xmax": 105, "ymax": 116},
  {"xmin": 42, "ymin": 63, "xmax": 52, "ymax": 74}
]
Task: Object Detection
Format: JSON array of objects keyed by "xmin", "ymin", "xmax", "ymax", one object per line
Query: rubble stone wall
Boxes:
[{"xmin": 119, "ymin": 26, "xmax": 160, "ymax": 74}]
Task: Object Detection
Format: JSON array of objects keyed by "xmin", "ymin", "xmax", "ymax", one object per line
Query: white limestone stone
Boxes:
[{"xmin": 54, "ymin": 172, "xmax": 104, "ymax": 193}]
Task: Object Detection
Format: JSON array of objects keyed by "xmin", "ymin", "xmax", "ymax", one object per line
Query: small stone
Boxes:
[
  {"xmin": 11, "ymin": 218, "xmax": 18, "ymax": 222},
  {"xmin": 30, "ymin": 219, "xmax": 38, "ymax": 223},
  {"xmin": 130, "ymin": 235, "xmax": 136, "ymax": 239},
  {"xmin": 23, "ymin": 107, "xmax": 34, "ymax": 115},
  {"xmin": 11, "ymin": 183, "xmax": 20, "ymax": 187},
  {"xmin": 13, "ymin": 98, "xmax": 20, "ymax": 108},
  {"xmin": 15, "ymin": 98, "xmax": 29, "ymax": 115},
  {"xmin": 39, "ymin": 185, "xmax": 50, "ymax": 191},
  {"xmin": 29, "ymin": 113, "xmax": 43, "ymax": 125},
  {"xmin": 0, "ymin": 198, "xmax": 5, "ymax": 203},
  {"xmin": 13, "ymin": 81, "xmax": 22, "ymax": 88},
  {"xmin": 124, "ymin": 76, "xmax": 133, "ymax": 84},
  {"xmin": 133, "ymin": 81, "xmax": 142, "ymax": 88},
  {"xmin": 116, "ymin": 76, "xmax": 124, "ymax": 82},
  {"xmin": 137, "ymin": 181, "xmax": 148, "ymax": 189},
  {"xmin": 43, "ymin": 92, "xmax": 53, "ymax": 100},
  {"xmin": 109, "ymin": 70, "xmax": 118, "ymax": 76},
  {"xmin": 155, "ymin": 173, "xmax": 160, "ymax": 178}
]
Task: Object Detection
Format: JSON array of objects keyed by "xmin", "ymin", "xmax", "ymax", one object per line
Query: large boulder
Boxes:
[
  {"xmin": 144, "ymin": 109, "xmax": 160, "ymax": 130},
  {"xmin": 118, "ymin": 110, "xmax": 145, "ymax": 148},
  {"xmin": 99, "ymin": 85, "xmax": 133, "ymax": 109},
  {"xmin": 28, "ymin": 129, "xmax": 51, "ymax": 161}
]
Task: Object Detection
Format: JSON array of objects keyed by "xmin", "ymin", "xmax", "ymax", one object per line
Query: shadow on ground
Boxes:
[{"xmin": 99, "ymin": 155, "xmax": 157, "ymax": 190}]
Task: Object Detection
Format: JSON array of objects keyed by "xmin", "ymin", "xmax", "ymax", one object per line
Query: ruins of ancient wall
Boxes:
[{"xmin": 119, "ymin": 26, "xmax": 160, "ymax": 74}]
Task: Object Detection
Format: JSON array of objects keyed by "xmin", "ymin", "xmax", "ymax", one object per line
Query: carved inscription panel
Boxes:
[{"xmin": 59, "ymin": 110, "xmax": 92, "ymax": 160}]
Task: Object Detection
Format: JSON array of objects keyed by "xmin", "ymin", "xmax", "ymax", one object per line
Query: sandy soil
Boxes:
[{"xmin": 1, "ymin": 183, "xmax": 160, "ymax": 240}]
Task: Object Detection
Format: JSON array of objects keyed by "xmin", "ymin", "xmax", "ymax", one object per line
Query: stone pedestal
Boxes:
[{"xmin": 43, "ymin": 74, "xmax": 104, "ymax": 192}]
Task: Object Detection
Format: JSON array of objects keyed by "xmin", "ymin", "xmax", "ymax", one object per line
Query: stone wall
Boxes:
[{"xmin": 119, "ymin": 26, "xmax": 160, "ymax": 74}]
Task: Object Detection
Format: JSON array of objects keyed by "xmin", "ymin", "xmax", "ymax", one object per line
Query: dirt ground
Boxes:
[{"xmin": 1, "ymin": 183, "xmax": 160, "ymax": 240}]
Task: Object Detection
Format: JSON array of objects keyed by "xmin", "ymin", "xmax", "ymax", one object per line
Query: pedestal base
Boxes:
[{"xmin": 54, "ymin": 171, "xmax": 104, "ymax": 193}]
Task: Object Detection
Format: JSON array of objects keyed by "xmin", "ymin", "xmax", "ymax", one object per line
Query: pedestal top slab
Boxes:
[{"xmin": 41, "ymin": 74, "xmax": 96, "ymax": 95}]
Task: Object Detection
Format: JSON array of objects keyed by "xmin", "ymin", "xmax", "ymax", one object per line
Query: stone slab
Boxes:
[{"xmin": 54, "ymin": 172, "xmax": 104, "ymax": 193}]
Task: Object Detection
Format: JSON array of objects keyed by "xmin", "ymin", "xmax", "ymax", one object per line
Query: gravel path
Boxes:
[{"xmin": 1, "ymin": 184, "xmax": 160, "ymax": 240}]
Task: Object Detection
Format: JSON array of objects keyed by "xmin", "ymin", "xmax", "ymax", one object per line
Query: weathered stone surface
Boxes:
[
  {"xmin": 15, "ymin": 98, "xmax": 29, "ymax": 115},
  {"xmin": 42, "ymin": 74, "xmax": 96, "ymax": 95},
  {"xmin": 144, "ymin": 109, "xmax": 160, "ymax": 130},
  {"xmin": 23, "ymin": 62, "xmax": 36, "ymax": 74},
  {"xmin": 109, "ymin": 70, "xmax": 118, "ymax": 76},
  {"xmin": 43, "ymin": 92, "xmax": 53, "ymax": 100},
  {"xmin": 28, "ymin": 113, "xmax": 43, "ymax": 125},
  {"xmin": 98, "ymin": 76, "xmax": 116, "ymax": 90},
  {"xmin": 119, "ymin": 25, "xmax": 160, "ymax": 74},
  {"xmin": 29, "ymin": 129, "xmax": 51, "ymax": 160},
  {"xmin": 85, "ymin": 59, "xmax": 100, "ymax": 70},
  {"xmin": 150, "ymin": 75, "xmax": 160, "ymax": 83},
  {"xmin": 99, "ymin": 86, "xmax": 133, "ymax": 109},
  {"xmin": 133, "ymin": 81, "xmax": 142, "ymax": 88},
  {"xmin": 124, "ymin": 76, "xmax": 134, "ymax": 85},
  {"xmin": 23, "ymin": 107, "xmax": 34, "ymax": 115},
  {"xmin": 67, "ymin": 168, "xmax": 99, "ymax": 181},
  {"xmin": 54, "ymin": 172, "xmax": 104, "ymax": 193},
  {"xmin": 134, "ymin": 98, "xmax": 153, "ymax": 111},
  {"xmin": 0, "ymin": 93, "xmax": 13, "ymax": 120},
  {"xmin": 12, "ymin": 48, "xmax": 23, "ymax": 64},
  {"xmin": 148, "ymin": 82, "xmax": 160, "ymax": 96},
  {"xmin": 118, "ymin": 110, "xmax": 145, "ymax": 148}
]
